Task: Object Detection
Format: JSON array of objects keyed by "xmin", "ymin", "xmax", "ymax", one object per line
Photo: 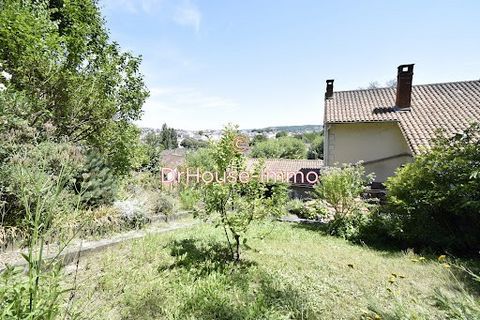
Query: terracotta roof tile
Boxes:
[
  {"xmin": 325, "ymin": 80, "xmax": 480, "ymax": 154},
  {"xmin": 247, "ymin": 159, "xmax": 324, "ymax": 186}
]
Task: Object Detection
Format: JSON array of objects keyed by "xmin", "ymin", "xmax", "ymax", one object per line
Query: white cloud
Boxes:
[
  {"xmin": 147, "ymin": 86, "xmax": 237, "ymax": 110},
  {"xmin": 173, "ymin": 1, "xmax": 202, "ymax": 33},
  {"xmin": 138, "ymin": 86, "xmax": 238, "ymax": 129}
]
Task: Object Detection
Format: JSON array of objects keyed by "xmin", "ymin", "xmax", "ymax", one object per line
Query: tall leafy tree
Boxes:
[{"xmin": 0, "ymin": 0, "xmax": 149, "ymax": 174}]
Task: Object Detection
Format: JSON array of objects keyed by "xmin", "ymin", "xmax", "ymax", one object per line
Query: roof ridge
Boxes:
[{"xmin": 331, "ymin": 79, "xmax": 480, "ymax": 94}]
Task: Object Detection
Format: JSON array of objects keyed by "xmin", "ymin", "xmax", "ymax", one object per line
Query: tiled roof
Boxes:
[
  {"xmin": 160, "ymin": 148, "xmax": 187, "ymax": 168},
  {"xmin": 247, "ymin": 158, "xmax": 324, "ymax": 186},
  {"xmin": 325, "ymin": 80, "xmax": 480, "ymax": 154}
]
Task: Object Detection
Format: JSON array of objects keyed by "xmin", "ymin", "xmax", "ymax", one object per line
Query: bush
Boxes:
[
  {"xmin": 75, "ymin": 151, "xmax": 118, "ymax": 208},
  {"xmin": 385, "ymin": 123, "xmax": 480, "ymax": 253},
  {"xmin": 286, "ymin": 199, "xmax": 332, "ymax": 220},
  {"xmin": 307, "ymin": 136, "xmax": 324, "ymax": 160},
  {"xmin": 150, "ymin": 193, "xmax": 175, "ymax": 216},
  {"xmin": 114, "ymin": 199, "xmax": 150, "ymax": 229},
  {"xmin": 286, "ymin": 199, "xmax": 307, "ymax": 217},
  {"xmin": 80, "ymin": 206, "xmax": 125, "ymax": 238},
  {"xmin": 251, "ymin": 137, "xmax": 307, "ymax": 159},
  {"xmin": 313, "ymin": 164, "xmax": 375, "ymax": 240},
  {"xmin": 179, "ymin": 188, "xmax": 200, "ymax": 210},
  {"xmin": 0, "ymin": 142, "xmax": 82, "ymax": 227},
  {"xmin": 0, "ymin": 164, "xmax": 82, "ymax": 320}
]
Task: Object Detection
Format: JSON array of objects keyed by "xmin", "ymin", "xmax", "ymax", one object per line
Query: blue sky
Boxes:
[{"xmin": 101, "ymin": 0, "xmax": 480, "ymax": 130}]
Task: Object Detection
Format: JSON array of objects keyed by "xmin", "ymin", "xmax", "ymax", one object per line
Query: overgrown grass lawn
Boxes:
[{"xmin": 68, "ymin": 221, "xmax": 475, "ymax": 319}]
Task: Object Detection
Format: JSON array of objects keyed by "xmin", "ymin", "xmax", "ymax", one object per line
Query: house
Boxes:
[
  {"xmin": 247, "ymin": 159, "xmax": 324, "ymax": 198},
  {"xmin": 323, "ymin": 64, "xmax": 480, "ymax": 183}
]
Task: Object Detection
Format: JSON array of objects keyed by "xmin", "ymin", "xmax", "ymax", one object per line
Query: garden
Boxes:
[{"xmin": 1, "ymin": 1, "xmax": 479, "ymax": 319}]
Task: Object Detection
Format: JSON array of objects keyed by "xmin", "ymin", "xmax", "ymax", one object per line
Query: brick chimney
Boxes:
[
  {"xmin": 395, "ymin": 64, "xmax": 414, "ymax": 110},
  {"xmin": 325, "ymin": 79, "xmax": 334, "ymax": 99}
]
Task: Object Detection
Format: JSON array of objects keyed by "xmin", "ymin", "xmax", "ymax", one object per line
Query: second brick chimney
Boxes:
[
  {"xmin": 395, "ymin": 64, "xmax": 414, "ymax": 110},
  {"xmin": 325, "ymin": 79, "xmax": 334, "ymax": 99}
]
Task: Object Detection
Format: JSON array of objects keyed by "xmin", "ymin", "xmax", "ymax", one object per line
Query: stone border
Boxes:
[{"xmin": 0, "ymin": 212, "xmax": 196, "ymax": 273}]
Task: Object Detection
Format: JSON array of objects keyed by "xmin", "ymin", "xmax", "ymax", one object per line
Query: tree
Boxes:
[
  {"xmin": 275, "ymin": 131, "xmax": 288, "ymax": 138},
  {"xmin": 196, "ymin": 125, "xmax": 288, "ymax": 261},
  {"xmin": 251, "ymin": 136, "xmax": 307, "ymax": 159},
  {"xmin": 140, "ymin": 124, "xmax": 178, "ymax": 171},
  {"xmin": 307, "ymin": 136, "xmax": 324, "ymax": 159},
  {"xmin": 250, "ymin": 134, "xmax": 267, "ymax": 146},
  {"xmin": 180, "ymin": 137, "xmax": 208, "ymax": 149},
  {"xmin": 159, "ymin": 123, "xmax": 178, "ymax": 150},
  {"xmin": 0, "ymin": 0, "xmax": 149, "ymax": 174}
]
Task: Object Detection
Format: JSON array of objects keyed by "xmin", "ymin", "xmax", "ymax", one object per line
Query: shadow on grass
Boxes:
[
  {"xmin": 158, "ymin": 238, "xmax": 256, "ymax": 277},
  {"xmin": 125, "ymin": 238, "xmax": 318, "ymax": 319},
  {"xmin": 287, "ymin": 220, "xmax": 448, "ymax": 262}
]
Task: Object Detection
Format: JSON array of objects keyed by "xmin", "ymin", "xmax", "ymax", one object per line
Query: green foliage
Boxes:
[
  {"xmin": 70, "ymin": 222, "xmax": 469, "ymax": 319},
  {"xmin": 150, "ymin": 193, "xmax": 175, "ymax": 216},
  {"xmin": 0, "ymin": 166, "xmax": 81, "ymax": 320},
  {"xmin": 275, "ymin": 131, "xmax": 288, "ymax": 138},
  {"xmin": 196, "ymin": 125, "xmax": 289, "ymax": 260},
  {"xmin": 286, "ymin": 199, "xmax": 306, "ymax": 216},
  {"xmin": 307, "ymin": 136, "xmax": 324, "ymax": 160},
  {"xmin": 313, "ymin": 164, "xmax": 374, "ymax": 240},
  {"xmin": 179, "ymin": 187, "xmax": 200, "ymax": 210},
  {"xmin": 385, "ymin": 123, "xmax": 480, "ymax": 253},
  {"xmin": 0, "ymin": 266, "xmax": 63, "ymax": 320},
  {"xmin": 434, "ymin": 266, "xmax": 480, "ymax": 319},
  {"xmin": 185, "ymin": 146, "xmax": 216, "ymax": 173},
  {"xmin": 314, "ymin": 164, "xmax": 373, "ymax": 216},
  {"xmin": 286, "ymin": 199, "xmax": 328, "ymax": 220},
  {"xmin": 250, "ymin": 134, "xmax": 267, "ymax": 146},
  {"xmin": 0, "ymin": 0, "xmax": 149, "ymax": 174},
  {"xmin": 80, "ymin": 206, "xmax": 125, "ymax": 238},
  {"xmin": 141, "ymin": 124, "xmax": 179, "ymax": 172},
  {"xmin": 295, "ymin": 131, "xmax": 323, "ymax": 144},
  {"xmin": 0, "ymin": 141, "xmax": 82, "ymax": 226},
  {"xmin": 159, "ymin": 123, "xmax": 178, "ymax": 150},
  {"xmin": 74, "ymin": 151, "xmax": 118, "ymax": 209},
  {"xmin": 251, "ymin": 136, "xmax": 307, "ymax": 159},
  {"xmin": 180, "ymin": 137, "xmax": 208, "ymax": 149}
]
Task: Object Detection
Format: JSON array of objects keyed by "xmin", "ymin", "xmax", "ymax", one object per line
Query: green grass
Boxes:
[{"xmin": 67, "ymin": 222, "xmax": 479, "ymax": 319}]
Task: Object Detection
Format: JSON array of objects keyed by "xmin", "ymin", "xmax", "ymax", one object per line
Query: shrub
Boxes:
[
  {"xmin": 179, "ymin": 188, "xmax": 200, "ymax": 210},
  {"xmin": 251, "ymin": 137, "xmax": 307, "ymax": 159},
  {"xmin": 80, "ymin": 206, "xmax": 125, "ymax": 238},
  {"xmin": 286, "ymin": 199, "xmax": 307, "ymax": 217},
  {"xmin": 0, "ymin": 166, "xmax": 82, "ymax": 319},
  {"xmin": 313, "ymin": 163, "xmax": 375, "ymax": 240},
  {"xmin": 114, "ymin": 199, "xmax": 150, "ymax": 229},
  {"xmin": 385, "ymin": 123, "xmax": 480, "ymax": 253},
  {"xmin": 196, "ymin": 125, "xmax": 289, "ymax": 261},
  {"xmin": 74, "ymin": 151, "xmax": 118, "ymax": 208},
  {"xmin": 0, "ymin": 142, "xmax": 82, "ymax": 227},
  {"xmin": 150, "ymin": 193, "xmax": 175, "ymax": 216},
  {"xmin": 286, "ymin": 199, "xmax": 332, "ymax": 220},
  {"xmin": 307, "ymin": 136, "xmax": 324, "ymax": 160}
]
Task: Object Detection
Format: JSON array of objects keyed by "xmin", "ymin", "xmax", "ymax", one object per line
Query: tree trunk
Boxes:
[{"xmin": 234, "ymin": 234, "xmax": 241, "ymax": 261}]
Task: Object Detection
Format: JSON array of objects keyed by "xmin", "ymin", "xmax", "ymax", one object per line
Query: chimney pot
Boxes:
[
  {"xmin": 395, "ymin": 64, "xmax": 414, "ymax": 110},
  {"xmin": 325, "ymin": 79, "xmax": 334, "ymax": 99}
]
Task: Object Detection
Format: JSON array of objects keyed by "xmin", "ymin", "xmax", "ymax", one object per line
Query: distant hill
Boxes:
[{"xmin": 247, "ymin": 125, "xmax": 323, "ymax": 133}]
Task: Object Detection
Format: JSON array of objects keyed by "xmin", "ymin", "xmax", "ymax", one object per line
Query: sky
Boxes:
[{"xmin": 101, "ymin": 0, "xmax": 480, "ymax": 130}]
